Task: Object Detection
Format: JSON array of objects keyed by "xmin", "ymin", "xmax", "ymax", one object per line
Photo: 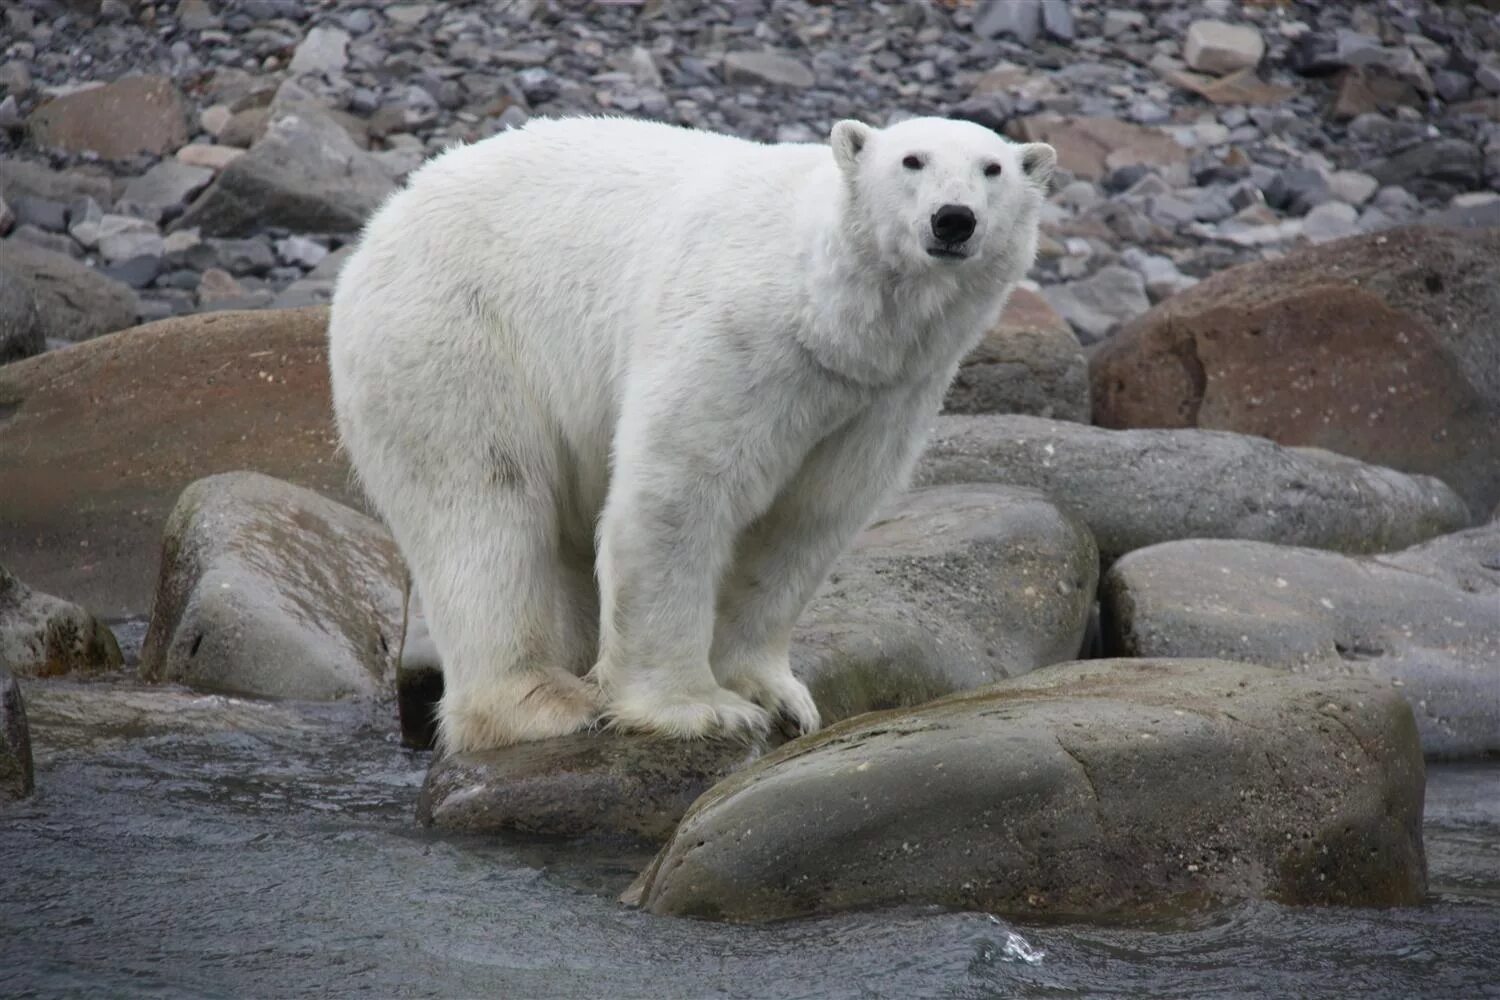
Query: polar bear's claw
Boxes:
[{"xmin": 602, "ymin": 683, "xmax": 772, "ymax": 742}]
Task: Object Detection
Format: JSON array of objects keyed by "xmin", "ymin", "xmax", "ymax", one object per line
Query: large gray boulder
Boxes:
[
  {"xmin": 629, "ymin": 659, "xmax": 1426, "ymax": 922},
  {"xmin": 914, "ymin": 415, "xmax": 1470, "ymax": 564},
  {"xmin": 1, "ymin": 668, "xmax": 34, "ymax": 800},
  {"xmin": 139, "ymin": 472, "xmax": 406, "ymax": 700},
  {"xmin": 1101, "ymin": 523, "xmax": 1500, "ymax": 758},
  {"xmin": 0, "ymin": 241, "xmax": 139, "ymax": 344},
  {"xmin": 795, "ymin": 484, "xmax": 1097, "ymax": 724},
  {"xmin": 0, "ymin": 563, "xmax": 122, "ymax": 678},
  {"xmin": 174, "ymin": 111, "xmax": 395, "ymax": 237}
]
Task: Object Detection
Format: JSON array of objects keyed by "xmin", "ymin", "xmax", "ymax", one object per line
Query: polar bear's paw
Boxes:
[
  {"xmin": 439, "ymin": 670, "xmax": 603, "ymax": 754},
  {"xmin": 724, "ymin": 669, "xmax": 822, "ymax": 740},
  {"xmin": 603, "ymin": 682, "xmax": 771, "ymax": 742}
]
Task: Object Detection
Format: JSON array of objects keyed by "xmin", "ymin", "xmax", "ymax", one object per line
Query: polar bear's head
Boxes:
[{"xmin": 830, "ymin": 117, "xmax": 1055, "ymax": 273}]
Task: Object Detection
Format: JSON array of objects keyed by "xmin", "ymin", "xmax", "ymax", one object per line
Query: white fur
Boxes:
[{"xmin": 328, "ymin": 116, "xmax": 1052, "ymax": 753}]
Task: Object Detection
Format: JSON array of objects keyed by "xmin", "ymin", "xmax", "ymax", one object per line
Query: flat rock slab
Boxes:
[
  {"xmin": 0, "ymin": 307, "xmax": 352, "ymax": 618},
  {"xmin": 795, "ymin": 484, "xmax": 1097, "ymax": 725},
  {"xmin": 1, "ymin": 668, "xmax": 34, "ymax": 800},
  {"xmin": 1091, "ymin": 226, "xmax": 1500, "ymax": 516},
  {"xmin": 139, "ymin": 472, "xmax": 405, "ymax": 701},
  {"xmin": 175, "ymin": 110, "xmax": 395, "ymax": 237},
  {"xmin": 629, "ymin": 659, "xmax": 1426, "ymax": 923},
  {"xmin": 943, "ymin": 287, "xmax": 1088, "ymax": 422},
  {"xmin": 914, "ymin": 415, "xmax": 1469, "ymax": 565},
  {"xmin": 27, "ymin": 76, "xmax": 188, "ymax": 160},
  {"xmin": 0, "ymin": 564, "xmax": 122, "ymax": 679},
  {"xmin": 1101, "ymin": 526, "xmax": 1500, "ymax": 758},
  {"xmin": 419, "ymin": 734, "xmax": 765, "ymax": 843},
  {"xmin": 1007, "ymin": 115, "xmax": 1188, "ymax": 181}
]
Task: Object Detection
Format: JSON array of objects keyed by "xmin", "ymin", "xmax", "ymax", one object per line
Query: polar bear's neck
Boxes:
[{"xmin": 793, "ymin": 182, "xmax": 1004, "ymax": 390}]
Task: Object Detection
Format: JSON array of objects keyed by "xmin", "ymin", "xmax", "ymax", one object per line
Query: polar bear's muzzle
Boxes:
[{"xmin": 928, "ymin": 204, "xmax": 977, "ymax": 259}]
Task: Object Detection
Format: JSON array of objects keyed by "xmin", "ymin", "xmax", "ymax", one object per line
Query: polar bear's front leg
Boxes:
[{"xmin": 711, "ymin": 386, "xmax": 940, "ymax": 735}]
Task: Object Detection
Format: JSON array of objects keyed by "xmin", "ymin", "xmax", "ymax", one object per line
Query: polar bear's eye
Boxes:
[
  {"xmin": 902, "ymin": 155, "xmax": 924, "ymax": 171},
  {"xmin": 984, "ymin": 162, "xmax": 1003, "ymax": 178}
]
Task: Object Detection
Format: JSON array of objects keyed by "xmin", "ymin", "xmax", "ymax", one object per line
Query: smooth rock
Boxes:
[
  {"xmin": 1101, "ymin": 527, "xmax": 1500, "ymax": 757},
  {"xmin": 1165, "ymin": 68, "xmax": 1296, "ymax": 106},
  {"xmin": 288, "ymin": 25, "xmax": 350, "ymax": 77},
  {"xmin": 0, "ymin": 241, "xmax": 139, "ymax": 343},
  {"xmin": 174, "ymin": 111, "xmax": 395, "ymax": 236},
  {"xmin": 794, "ymin": 484, "xmax": 1097, "ymax": 726},
  {"xmin": 0, "ymin": 563, "xmax": 122, "ymax": 678},
  {"xmin": 0, "ymin": 307, "xmax": 352, "ymax": 618},
  {"xmin": 722, "ymin": 51, "xmax": 815, "ymax": 89},
  {"xmin": 175, "ymin": 145, "xmax": 245, "ymax": 173},
  {"xmin": 1302, "ymin": 201, "xmax": 1360, "ymax": 243},
  {"xmin": 630, "ymin": 659, "xmax": 1426, "ymax": 921},
  {"xmin": 27, "ymin": 76, "xmax": 188, "ymax": 159},
  {"xmin": 1042, "ymin": 265, "xmax": 1151, "ymax": 343},
  {"xmin": 96, "ymin": 214, "xmax": 164, "ymax": 263},
  {"xmin": 1327, "ymin": 169, "xmax": 1379, "ymax": 205},
  {"xmin": 1091, "ymin": 226, "xmax": 1500, "ymax": 516},
  {"xmin": 1008, "ymin": 116, "xmax": 1189, "ymax": 182},
  {"xmin": 0, "ymin": 264, "xmax": 42, "ymax": 363},
  {"xmin": 0, "ymin": 159, "xmax": 112, "ymax": 210},
  {"xmin": 913, "ymin": 415, "xmax": 1470, "ymax": 564},
  {"xmin": 121, "ymin": 160, "xmax": 214, "ymax": 210},
  {"xmin": 0, "ymin": 668, "xmax": 32, "ymax": 800},
  {"xmin": 943, "ymin": 287, "xmax": 1088, "ymax": 421},
  {"xmin": 139, "ymin": 472, "xmax": 405, "ymax": 701},
  {"xmin": 419, "ymin": 734, "xmax": 764, "ymax": 843},
  {"xmin": 1184, "ymin": 20, "xmax": 1266, "ymax": 75}
]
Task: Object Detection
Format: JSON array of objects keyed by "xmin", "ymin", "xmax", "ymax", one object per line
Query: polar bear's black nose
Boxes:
[{"xmin": 931, "ymin": 204, "xmax": 976, "ymax": 244}]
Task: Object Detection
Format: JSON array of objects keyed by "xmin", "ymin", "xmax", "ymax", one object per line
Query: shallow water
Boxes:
[{"xmin": 3, "ymin": 677, "xmax": 1497, "ymax": 999}]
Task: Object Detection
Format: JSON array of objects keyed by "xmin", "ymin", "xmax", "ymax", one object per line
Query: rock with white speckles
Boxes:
[{"xmin": 1101, "ymin": 524, "xmax": 1500, "ymax": 757}]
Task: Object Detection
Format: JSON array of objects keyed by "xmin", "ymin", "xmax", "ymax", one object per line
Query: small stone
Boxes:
[
  {"xmin": 1184, "ymin": 20, "xmax": 1266, "ymax": 76},
  {"xmin": 199, "ymin": 104, "xmax": 232, "ymax": 136},
  {"xmin": 1302, "ymin": 201, "xmax": 1360, "ymax": 244},
  {"xmin": 1042, "ymin": 266, "xmax": 1151, "ymax": 344},
  {"xmin": 102, "ymin": 255, "xmax": 163, "ymax": 290},
  {"xmin": 175, "ymin": 144, "xmax": 245, "ymax": 172},
  {"xmin": 288, "ymin": 25, "xmax": 350, "ymax": 77},
  {"xmin": 1327, "ymin": 170, "xmax": 1379, "ymax": 205},
  {"xmin": 0, "ymin": 563, "xmax": 123, "ymax": 679},
  {"xmin": 722, "ymin": 51, "xmax": 815, "ymax": 89},
  {"xmin": 384, "ymin": 3, "xmax": 432, "ymax": 27},
  {"xmin": 97, "ymin": 214, "xmax": 165, "ymax": 263},
  {"xmin": 974, "ymin": 0, "xmax": 1040, "ymax": 43},
  {"xmin": 120, "ymin": 160, "xmax": 214, "ymax": 211},
  {"xmin": 275, "ymin": 234, "xmax": 328, "ymax": 269},
  {"xmin": 196, "ymin": 267, "xmax": 245, "ymax": 304},
  {"xmin": 1265, "ymin": 167, "xmax": 1331, "ymax": 215},
  {"xmin": 9, "ymin": 195, "xmax": 68, "ymax": 233},
  {"xmin": 1121, "ymin": 248, "xmax": 1198, "ymax": 302},
  {"xmin": 177, "ymin": 0, "xmax": 221, "ymax": 32},
  {"xmin": 10, "ymin": 225, "xmax": 81, "ymax": 258}
]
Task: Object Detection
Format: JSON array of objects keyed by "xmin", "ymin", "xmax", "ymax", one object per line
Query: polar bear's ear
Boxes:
[
  {"xmin": 1020, "ymin": 143, "xmax": 1058, "ymax": 189},
  {"xmin": 830, "ymin": 120, "xmax": 872, "ymax": 177}
]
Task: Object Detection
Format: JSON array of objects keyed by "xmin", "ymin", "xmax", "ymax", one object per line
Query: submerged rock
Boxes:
[
  {"xmin": 1, "ymin": 668, "xmax": 34, "ymax": 800},
  {"xmin": 1101, "ymin": 524, "xmax": 1500, "ymax": 758},
  {"xmin": 419, "ymin": 734, "xmax": 763, "ymax": 843},
  {"xmin": 629, "ymin": 659, "xmax": 1426, "ymax": 922},
  {"xmin": 139, "ymin": 472, "xmax": 406, "ymax": 701},
  {"xmin": 0, "ymin": 564, "xmax": 122, "ymax": 678},
  {"xmin": 914, "ymin": 415, "xmax": 1470, "ymax": 565}
]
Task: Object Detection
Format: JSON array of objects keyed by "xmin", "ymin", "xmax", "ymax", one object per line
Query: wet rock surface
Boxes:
[
  {"xmin": 1101, "ymin": 523, "xmax": 1500, "ymax": 758},
  {"xmin": 1092, "ymin": 226, "xmax": 1500, "ymax": 516},
  {"xmin": 794, "ymin": 484, "xmax": 1097, "ymax": 725},
  {"xmin": 419, "ymin": 733, "xmax": 765, "ymax": 844},
  {"xmin": 943, "ymin": 287, "xmax": 1088, "ymax": 422},
  {"xmin": 630, "ymin": 659, "xmax": 1427, "ymax": 923},
  {"xmin": 0, "ymin": 563, "xmax": 122, "ymax": 679},
  {"xmin": 139, "ymin": 472, "xmax": 405, "ymax": 701},
  {"xmin": 0, "ymin": 307, "xmax": 351, "ymax": 618},
  {"xmin": 914, "ymin": 415, "xmax": 1470, "ymax": 565},
  {"xmin": 0, "ymin": 668, "xmax": 34, "ymax": 800}
]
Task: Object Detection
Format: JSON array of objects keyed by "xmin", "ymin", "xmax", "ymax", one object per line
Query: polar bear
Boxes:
[{"xmin": 329, "ymin": 115, "xmax": 1054, "ymax": 753}]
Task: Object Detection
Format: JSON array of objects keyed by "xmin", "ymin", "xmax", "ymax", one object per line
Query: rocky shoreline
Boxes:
[{"xmin": 4, "ymin": 0, "xmax": 1500, "ymax": 932}]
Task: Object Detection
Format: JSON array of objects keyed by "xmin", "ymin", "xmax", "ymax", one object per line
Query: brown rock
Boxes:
[
  {"xmin": 1165, "ymin": 68, "xmax": 1297, "ymax": 106},
  {"xmin": 27, "ymin": 76, "xmax": 188, "ymax": 159},
  {"xmin": 175, "ymin": 144, "xmax": 245, "ymax": 173},
  {"xmin": 944, "ymin": 287, "xmax": 1088, "ymax": 420},
  {"xmin": 1091, "ymin": 226, "xmax": 1500, "ymax": 516},
  {"xmin": 1007, "ymin": 115, "xmax": 1188, "ymax": 182},
  {"xmin": 1330, "ymin": 67, "xmax": 1420, "ymax": 121},
  {"xmin": 218, "ymin": 106, "xmax": 270, "ymax": 148},
  {"xmin": 0, "ymin": 307, "xmax": 356, "ymax": 618}
]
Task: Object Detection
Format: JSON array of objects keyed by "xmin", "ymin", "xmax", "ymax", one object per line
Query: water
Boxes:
[{"xmin": 3, "ymin": 676, "xmax": 1497, "ymax": 999}]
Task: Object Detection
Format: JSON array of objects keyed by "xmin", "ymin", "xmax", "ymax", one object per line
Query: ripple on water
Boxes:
[{"xmin": 2, "ymin": 679, "xmax": 1497, "ymax": 999}]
